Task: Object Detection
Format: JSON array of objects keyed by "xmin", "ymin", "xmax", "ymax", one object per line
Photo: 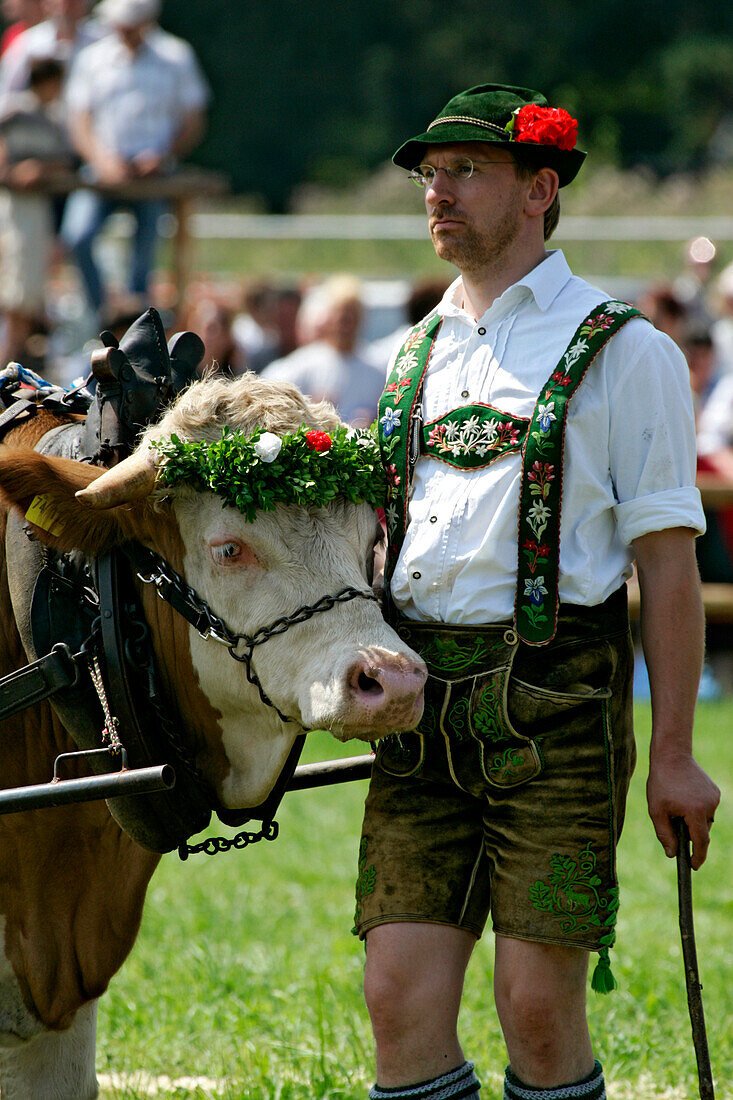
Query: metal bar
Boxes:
[
  {"xmin": 288, "ymin": 754, "xmax": 373, "ymax": 790},
  {"xmin": 0, "ymin": 764, "xmax": 175, "ymax": 816},
  {"xmin": 675, "ymin": 818, "xmax": 716, "ymax": 1100}
]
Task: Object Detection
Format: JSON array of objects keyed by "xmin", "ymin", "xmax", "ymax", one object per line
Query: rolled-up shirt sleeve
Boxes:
[{"xmin": 609, "ymin": 322, "xmax": 706, "ymax": 544}]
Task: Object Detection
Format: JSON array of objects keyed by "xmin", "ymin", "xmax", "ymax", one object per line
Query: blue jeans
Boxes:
[{"xmin": 61, "ymin": 188, "xmax": 167, "ymax": 312}]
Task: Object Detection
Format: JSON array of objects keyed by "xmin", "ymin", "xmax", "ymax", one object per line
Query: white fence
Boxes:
[{"xmin": 186, "ymin": 213, "xmax": 733, "ymax": 242}]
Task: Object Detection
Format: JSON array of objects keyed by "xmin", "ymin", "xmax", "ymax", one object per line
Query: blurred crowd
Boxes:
[
  {"xmin": 0, "ymin": 1, "xmax": 732, "ymax": 598},
  {"xmin": 0, "ymin": 0, "xmax": 209, "ymax": 365}
]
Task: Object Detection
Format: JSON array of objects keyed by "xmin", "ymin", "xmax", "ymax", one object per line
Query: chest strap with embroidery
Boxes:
[{"xmin": 515, "ymin": 300, "xmax": 642, "ymax": 644}]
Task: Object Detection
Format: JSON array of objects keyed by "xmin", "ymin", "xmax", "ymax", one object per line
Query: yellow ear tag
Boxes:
[{"xmin": 24, "ymin": 494, "xmax": 66, "ymax": 537}]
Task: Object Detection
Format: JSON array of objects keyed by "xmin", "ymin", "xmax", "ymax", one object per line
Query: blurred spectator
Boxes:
[
  {"xmin": 683, "ymin": 324, "xmax": 719, "ymax": 424},
  {"xmin": 711, "ymin": 260, "xmax": 733, "ymax": 377},
  {"xmin": 0, "ymin": 55, "xmax": 75, "ymax": 364},
  {"xmin": 60, "ymin": 0, "xmax": 209, "ymax": 316},
  {"xmin": 232, "ymin": 279, "xmax": 278, "ymax": 368},
  {"xmin": 363, "ymin": 277, "xmax": 450, "ymax": 371},
  {"xmin": 0, "ymin": 0, "xmax": 102, "ymax": 107},
  {"xmin": 183, "ymin": 295, "xmax": 247, "ymax": 378},
  {"xmin": 636, "ymin": 282, "xmax": 687, "ymax": 346},
  {"xmin": 673, "ymin": 236, "xmax": 717, "ymax": 329},
  {"xmin": 262, "ymin": 275, "xmax": 384, "ymax": 426},
  {"xmin": 0, "ymin": 0, "xmax": 44, "ymax": 57}
]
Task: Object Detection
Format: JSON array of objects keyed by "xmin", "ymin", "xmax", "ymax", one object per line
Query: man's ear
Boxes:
[
  {"xmin": 0, "ymin": 448, "xmax": 154, "ymax": 555},
  {"xmin": 525, "ymin": 167, "xmax": 559, "ymax": 218}
]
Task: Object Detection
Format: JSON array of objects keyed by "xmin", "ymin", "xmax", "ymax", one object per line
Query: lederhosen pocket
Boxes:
[{"xmin": 377, "ymin": 619, "xmax": 545, "ymax": 794}]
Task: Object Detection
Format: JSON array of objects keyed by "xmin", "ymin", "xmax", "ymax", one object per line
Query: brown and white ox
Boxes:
[{"xmin": 0, "ymin": 374, "xmax": 426, "ymax": 1099}]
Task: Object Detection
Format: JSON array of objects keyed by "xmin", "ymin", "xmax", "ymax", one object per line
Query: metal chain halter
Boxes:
[{"xmin": 122, "ymin": 543, "xmax": 380, "ymax": 725}]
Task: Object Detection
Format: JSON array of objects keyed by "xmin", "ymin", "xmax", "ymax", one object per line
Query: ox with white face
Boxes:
[
  {"xmin": 174, "ymin": 489, "xmax": 426, "ymax": 807},
  {"xmin": 71, "ymin": 372, "xmax": 427, "ymax": 810}
]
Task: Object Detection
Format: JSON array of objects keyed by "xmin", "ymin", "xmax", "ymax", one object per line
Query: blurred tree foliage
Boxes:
[{"xmin": 156, "ymin": 1, "xmax": 732, "ymax": 207}]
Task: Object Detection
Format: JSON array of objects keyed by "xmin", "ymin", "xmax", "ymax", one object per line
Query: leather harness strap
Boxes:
[{"xmin": 0, "ymin": 643, "xmax": 82, "ymax": 721}]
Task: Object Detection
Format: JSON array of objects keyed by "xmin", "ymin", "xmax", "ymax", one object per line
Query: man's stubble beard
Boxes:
[{"xmin": 432, "ymin": 202, "xmax": 523, "ymax": 276}]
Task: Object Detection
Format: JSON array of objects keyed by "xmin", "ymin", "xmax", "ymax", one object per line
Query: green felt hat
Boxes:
[{"xmin": 393, "ymin": 83, "xmax": 586, "ymax": 187}]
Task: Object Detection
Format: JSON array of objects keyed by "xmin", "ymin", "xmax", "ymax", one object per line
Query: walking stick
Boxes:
[{"xmin": 675, "ymin": 818, "xmax": 715, "ymax": 1100}]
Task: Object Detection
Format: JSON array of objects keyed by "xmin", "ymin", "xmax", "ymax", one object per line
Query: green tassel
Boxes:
[{"xmin": 591, "ymin": 947, "xmax": 618, "ymax": 994}]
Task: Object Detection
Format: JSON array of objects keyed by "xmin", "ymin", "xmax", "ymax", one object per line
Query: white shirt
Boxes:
[
  {"xmin": 389, "ymin": 251, "xmax": 705, "ymax": 624},
  {"xmin": 0, "ymin": 18, "xmax": 105, "ymax": 109},
  {"xmin": 65, "ymin": 27, "xmax": 209, "ymax": 161},
  {"xmin": 263, "ymin": 341, "xmax": 385, "ymax": 427},
  {"xmin": 697, "ymin": 372, "xmax": 733, "ymax": 454}
]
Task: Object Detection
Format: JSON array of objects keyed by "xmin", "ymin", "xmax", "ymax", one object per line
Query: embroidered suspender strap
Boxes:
[
  {"xmin": 421, "ymin": 405, "xmax": 530, "ymax": 469},
  {"xmin": 515, "ymin": 300, "xmax": 643, "ymax": 645},
  {"xmin": 378, "ymin": 314, "xmax": 442, "ymax": 584}
]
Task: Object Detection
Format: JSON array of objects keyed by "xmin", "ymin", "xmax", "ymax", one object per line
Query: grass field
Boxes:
[{"xmin": 96, "ymin": 699, "xmax": 732, "ymax": 1100}]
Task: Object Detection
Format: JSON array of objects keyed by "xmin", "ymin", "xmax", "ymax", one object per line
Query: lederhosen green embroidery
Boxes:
[
  {"xmin": 529, "ymin": 841, "xmax": 620, "ymax": 993},
  {"xmin": 516, "ymin": 301, "xmax": 642, "ymax": 644},
  {"xmin": 382, "ymin": 619, "xmax": 543, "ymax": 791},
  {"xmin": 378, "ymin": 301, "xmax": 642, "ymax": 635}
]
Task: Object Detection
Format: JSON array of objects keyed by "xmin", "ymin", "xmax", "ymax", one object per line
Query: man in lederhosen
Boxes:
[{"xmin": 354, "ymin": 83, "xmax": 720, "ymax": 1100}]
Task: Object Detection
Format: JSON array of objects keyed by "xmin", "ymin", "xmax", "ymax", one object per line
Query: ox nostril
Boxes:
[{"xmin": 357, "ymin": 670, "xmax": 384, "ymax": 696}]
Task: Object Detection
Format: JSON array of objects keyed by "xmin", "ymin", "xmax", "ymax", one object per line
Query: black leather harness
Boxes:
[{"xmin": 1, "ymin": 309, "xmax": 377, "ymax": 854}]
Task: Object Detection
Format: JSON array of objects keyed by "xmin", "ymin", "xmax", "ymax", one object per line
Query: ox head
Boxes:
[{"xmin": 0, "ymin": 375, "xmax": 426, "ymax": 808}]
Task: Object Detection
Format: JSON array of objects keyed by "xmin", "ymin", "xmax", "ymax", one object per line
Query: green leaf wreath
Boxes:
[{"xmin": 154, "ymin": 424, "xmax": 386, "ymax": 522}]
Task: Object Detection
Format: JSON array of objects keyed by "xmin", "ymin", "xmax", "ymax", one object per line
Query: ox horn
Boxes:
[{"xmin": 75, "ymin": 448, "xmax": 158, "ymax": 509}]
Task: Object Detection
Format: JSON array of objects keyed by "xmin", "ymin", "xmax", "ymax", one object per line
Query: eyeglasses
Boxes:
[{"xmin": 409, "ymin": 158, "xmax": 515, "ymax": 188}]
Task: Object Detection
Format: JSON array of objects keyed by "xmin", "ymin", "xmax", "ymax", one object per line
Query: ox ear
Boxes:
[{"xmin": 0, "ymin": 448, "xmax": 154, "ymax": 555}]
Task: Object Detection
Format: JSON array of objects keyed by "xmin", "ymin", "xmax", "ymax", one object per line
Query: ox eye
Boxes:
[
  {"xmin": 209, "ymin": 539, "xmax": 263, "ymax": 569},
  {"xmin": 210, "ymin": 540, "xmax": 247, "ymax": 566}
]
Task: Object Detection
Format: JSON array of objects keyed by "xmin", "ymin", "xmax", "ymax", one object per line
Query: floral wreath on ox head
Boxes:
[{"xmin": 154, "ymin": 424, "xmax": 386, "ymax": 522}]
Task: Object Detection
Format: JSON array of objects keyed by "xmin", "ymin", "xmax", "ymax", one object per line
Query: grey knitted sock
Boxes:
[
  {"xmin": 369, "ymin": 1059, "xmax": 481, "ymax": 1099},
  {"xmin": 503, "ymin": 1059, "xmax": 606, "ymax": 1100}
]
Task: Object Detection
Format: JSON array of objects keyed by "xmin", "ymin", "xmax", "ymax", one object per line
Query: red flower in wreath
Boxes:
[
  {"xmin": 512, "ymin": 105, "xmax": 578, "ymax": 151},
  {"xmin": 305, "ymin": 430, "xmax": 332, "ymax": 452}
]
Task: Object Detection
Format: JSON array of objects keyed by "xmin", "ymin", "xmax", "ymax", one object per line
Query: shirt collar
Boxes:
[{"xmin": 438, "ymin": 249, "xmax": 573, "ymax": 322}]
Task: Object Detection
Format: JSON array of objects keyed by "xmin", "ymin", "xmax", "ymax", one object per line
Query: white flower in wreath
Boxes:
[
  {"xmin": 474, "ymin": 445, "xmax": 489, "ymax": 456},
  {"xmin": 604, "ymin": 300, "xmax": 632, "ymax": 314},
  {"xmin": 536, "ymin": 402, "xmax": 556, "ymax": 433},
  {"xmin": 444, "ymin": 421, "xmax": 461, "ymax": 442},
  {"xmin": 562, "ymin": 339, "xmax": 589, "ymax": 368},
  {"xmin": 253, "ymin": 432, "xmax": 283, "ymax": 462},
  {"xmin": 527, "ymin": 500, "xmax": 551, "ymax": 538}
]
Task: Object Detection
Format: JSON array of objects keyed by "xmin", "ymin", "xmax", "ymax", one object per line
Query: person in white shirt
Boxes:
[
  {"xmin": 0, "ymin": 0, "xmax": 102, "ymax": 109},
  {"xmin": 354, "ymin": 83, "xmax": 720, "ymax": 1100},
  {"xmin": 59, "ymin": 0, "xmax": 209, "ymax": 314},
  {"xmin": 263, "ymin": 275, "xmax": 385, "ymax": 427}
]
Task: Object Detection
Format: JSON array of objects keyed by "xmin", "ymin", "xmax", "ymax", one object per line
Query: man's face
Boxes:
[{"xmin": 420, "ymin": 143, "xmax": 525, "ymax": 275}]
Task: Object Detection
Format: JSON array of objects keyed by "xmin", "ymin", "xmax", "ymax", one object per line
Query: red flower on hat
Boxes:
[
  {"xmin": 511, "ymin": 105, "xmax": 578, "ymax": 151},
  {"xmin": 305, "ymin": 430, "xmax": 332, "ymax": 452}
]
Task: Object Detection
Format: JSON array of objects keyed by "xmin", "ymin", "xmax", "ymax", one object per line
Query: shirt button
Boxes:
[
  {"xmin": 477, "ymin": 326, "xmax": 486, "ymax": 335},
  {"xmin": 461, "ymin": 389, "xmax": 469, "ymax": 399},
  {"xmin": 412, "ymin": 571, "xmax": 422, "ymax": 580},
  {"xmin": 429, "ymin": 515, "xmax": 437, "ymax": 523}
]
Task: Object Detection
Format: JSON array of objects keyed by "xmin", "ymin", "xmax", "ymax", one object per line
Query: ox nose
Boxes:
[{"xmin": 346, "ymin": 652, "xmax": 427, "ymax": 721}]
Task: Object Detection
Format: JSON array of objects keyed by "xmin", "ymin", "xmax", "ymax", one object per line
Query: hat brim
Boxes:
[{"xmin": 393, "ymin": 124, "xmax": 586, "ymax": 187}]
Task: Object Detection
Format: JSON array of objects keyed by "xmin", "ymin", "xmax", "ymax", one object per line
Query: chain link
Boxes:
[
  {"xmin": 132, "ymin": 547, "xmax": 379, "ymax": 725},
  {"xmin": 178, "ymin": 819, "xmax": 279, "ymax": 860}
]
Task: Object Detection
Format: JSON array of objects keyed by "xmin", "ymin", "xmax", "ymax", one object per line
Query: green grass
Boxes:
[{"xmin": 97, "ymin": 701, "xmax": 732, "ymax": 1099}]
